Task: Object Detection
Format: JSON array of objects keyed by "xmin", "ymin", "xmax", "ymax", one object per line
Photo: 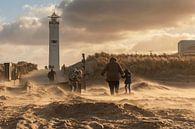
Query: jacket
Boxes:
[
  {"xmin": 123, "ymin": 72, "xmax": 131, "ymax": 84},
  {"xmin": 101, "ymin": 61, "xmax": 123, "ymax": 81}
]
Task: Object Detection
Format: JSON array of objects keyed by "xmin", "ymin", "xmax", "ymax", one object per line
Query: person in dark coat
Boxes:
[
  {"xmin": 48, "ymin": 68, "xmax": 56, "ymax": 82},
  {"xmin": 123, "ymin": 69, "xmax": 132, "ymax": 94},
  {"xmin": 101, "ymin": 57, "xmax": 124, "ymax": 95}
]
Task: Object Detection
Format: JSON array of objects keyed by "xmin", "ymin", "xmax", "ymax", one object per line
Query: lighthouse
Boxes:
[{"xmin": 48, "ymin": 12, "xmax": 60, "ymax": 70}]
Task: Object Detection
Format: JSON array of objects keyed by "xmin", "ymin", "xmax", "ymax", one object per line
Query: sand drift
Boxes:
[{"xmin": 0, "ymin": 80, "xmax": 195, "ymax": 129}]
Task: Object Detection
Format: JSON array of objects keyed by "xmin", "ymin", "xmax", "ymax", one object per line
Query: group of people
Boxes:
[
  {"xmin": 47, "ymin": 57, "xmax": 132, "ymax": 95},
  {"xmin": 101, "ymin": 57, "xmax": 132, "ymax": 95},
  {"xmin": 47, "ymin": 67, "xmax": 84, "ymax": 93},
  {"xmin": 68, "ymin": 68, "xmax": 83, "ymax": 93}
]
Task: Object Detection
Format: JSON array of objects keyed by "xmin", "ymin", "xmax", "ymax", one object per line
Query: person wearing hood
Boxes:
[
  {"xmin": 101, "ymin": 57, "xmax": 124, "ymax": 95},
  {"xmin": 122, "ymin": 69, "xmax": 132, "ymax": 94}
]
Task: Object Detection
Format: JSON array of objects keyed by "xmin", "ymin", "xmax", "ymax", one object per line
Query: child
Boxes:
[{"xmin": 123, "ymin": 69, "xmax": 132, "ymax": 94}]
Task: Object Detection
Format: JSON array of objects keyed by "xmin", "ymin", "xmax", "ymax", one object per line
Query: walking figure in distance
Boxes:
[
  {"xmin": 123, "ymin": 69, "xmax": 132, "ymax": 94},
  {"xmin": 48, "ymin": 68, "xmax": 56, "ymax": 82},
  {"xmin": 68, "ymin": 68, "xmax": 83, "ymax": 93},
  {"xmin": 101, "ymin": 57, "xmax": 124, "ymax": 95}
]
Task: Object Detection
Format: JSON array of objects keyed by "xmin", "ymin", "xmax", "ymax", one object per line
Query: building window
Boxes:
[{"xmin": 51, "ymin": 40, "xmax": 57, "ymax": 43}]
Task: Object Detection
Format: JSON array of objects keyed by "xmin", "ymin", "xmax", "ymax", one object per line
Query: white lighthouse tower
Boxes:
[{"xmin": 48, "ymin": 12, "xmax": 60, "ymax": 70}]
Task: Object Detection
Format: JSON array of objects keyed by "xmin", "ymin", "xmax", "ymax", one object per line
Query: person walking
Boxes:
[
  {"xmin": 48, "ymin": 68, "xmax": 56, "ymax": 82},
  {"xmin": 123, "ymin": 69, "xmax": 132, "ymax": 94},
  {"xmin": 68, "ymin": 68, "xmax": 83, "ymax": 93},
  {"xmin": 101, "ymin": 57, "xmax": 124, "ymax": 95}
]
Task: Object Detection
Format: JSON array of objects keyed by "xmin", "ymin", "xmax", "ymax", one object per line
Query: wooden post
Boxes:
[
  {"xmin": 82, "ymin": 53, "xmax": 86, "ymax": 90},
  {"xmin": 13, "ymin": 67, "xmax": 18, "ymax": 86}
]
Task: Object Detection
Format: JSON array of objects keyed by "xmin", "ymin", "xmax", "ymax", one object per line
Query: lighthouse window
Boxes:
[{"xmin": 52, "ymin": 40, "xmax": 57, "ymax": 43}]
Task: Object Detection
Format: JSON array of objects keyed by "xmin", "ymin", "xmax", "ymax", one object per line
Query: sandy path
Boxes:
[{"xmin": 0, "ymin": 80, "xmax": 195, "ymax": 129}]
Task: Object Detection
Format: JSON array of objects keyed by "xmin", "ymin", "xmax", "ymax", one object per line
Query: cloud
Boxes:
[
  {"xmin": 1, "ymin": 0, "xmax": 195, "ymax": 46},
  {"xmin": 132, "ymin": 32, "xmax": 195, "ymax": 53},
  {"xmin": 0, "ymin": 44, "xmax": 48, "ymax": 67},
  {"xmin": 1, "ymin": 0, "xmax": 195, "ymax": 66},
  {"xmin": 0, "ymin": 4, "xmax": 51, "ymax": 45},
  {"xmin": 23, "ymin": 4, "xmax": 56, "ymax": 17},
  {"xmin": 61, "ymin": 0, "xmax": 195, "ymax": 32},
  {"xmin": 0, "ymin": 19, "xmax": 48, "ymax": 45}
]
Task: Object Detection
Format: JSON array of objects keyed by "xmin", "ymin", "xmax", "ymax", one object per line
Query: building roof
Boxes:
[
  {"xmin": 179, "ymin": 40, "xmax": 195, "ymax": 44},
  {"xmin": 48, "ymin": 12, "xmax": 61, "ymax": 19}
]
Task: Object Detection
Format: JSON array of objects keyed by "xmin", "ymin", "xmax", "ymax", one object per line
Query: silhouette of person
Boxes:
[
  {"xmin": 101, "ymin": 57, "xmax": 124, "ymax": 95},
  {"xmin": 61, "ymin": 64, "xmax": 66, "ymax": 75},
  {"xmin": 122, "ymin": 69, "xmax": 132, "ymax": 94},
  {"xmin": 48, "ymin": 68, "xmax": 56, "ymax": 82},
  {"xmin": 68, "ymin": 68, "xmax": 83, "ymax": 93}
]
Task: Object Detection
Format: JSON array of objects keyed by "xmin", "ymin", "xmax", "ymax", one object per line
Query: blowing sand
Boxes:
[{"xmin": 0, "ymin": 80, "xmax": 195, "ymax": 129}]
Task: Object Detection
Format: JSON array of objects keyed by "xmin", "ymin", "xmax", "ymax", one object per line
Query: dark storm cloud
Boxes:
[
  {"xmin": 0, "ymin": 0, "xmax": 195, "ymax": 45},
  {"xmin": 0, "ymin": 18, "xmax": 48, "ymax": 45},
  {"xmin": 60, "ymin": 0, "xmax": 195, "ymax": 32}
]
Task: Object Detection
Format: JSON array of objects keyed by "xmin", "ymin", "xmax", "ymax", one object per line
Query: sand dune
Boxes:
[
  {"xmin": 20, "ymin": 70, "xmax": 67, "ymax": 85},
  {"xmin": 0, "ymin": 80, "xmax": 195, "ymax": 129}
]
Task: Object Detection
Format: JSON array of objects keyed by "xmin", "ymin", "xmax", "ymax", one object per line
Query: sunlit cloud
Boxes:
[{"xmin": 1, "ymin": 0, "xmax": 195, "ymax": 67}]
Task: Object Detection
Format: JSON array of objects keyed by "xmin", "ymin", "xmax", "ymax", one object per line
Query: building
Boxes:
[
  {"xmin": 48, "ymin": 12, "xmax": 60, "ymax": 70},
  {"xmin": 178, "ymin": 40, "xmax": 195, "ymax": 55},
  {"xmin": 4, "ymin": 63, "xmax": 12, "ymax": 81}
]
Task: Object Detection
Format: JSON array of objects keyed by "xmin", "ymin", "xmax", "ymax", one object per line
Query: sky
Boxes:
[
  {"xmin": 0, "ymin": 0, "xmax": 62, "ymax": 21},
  {"xmin": 1, "ymin": 0, "xmax": 195, "ymax": 68}
]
